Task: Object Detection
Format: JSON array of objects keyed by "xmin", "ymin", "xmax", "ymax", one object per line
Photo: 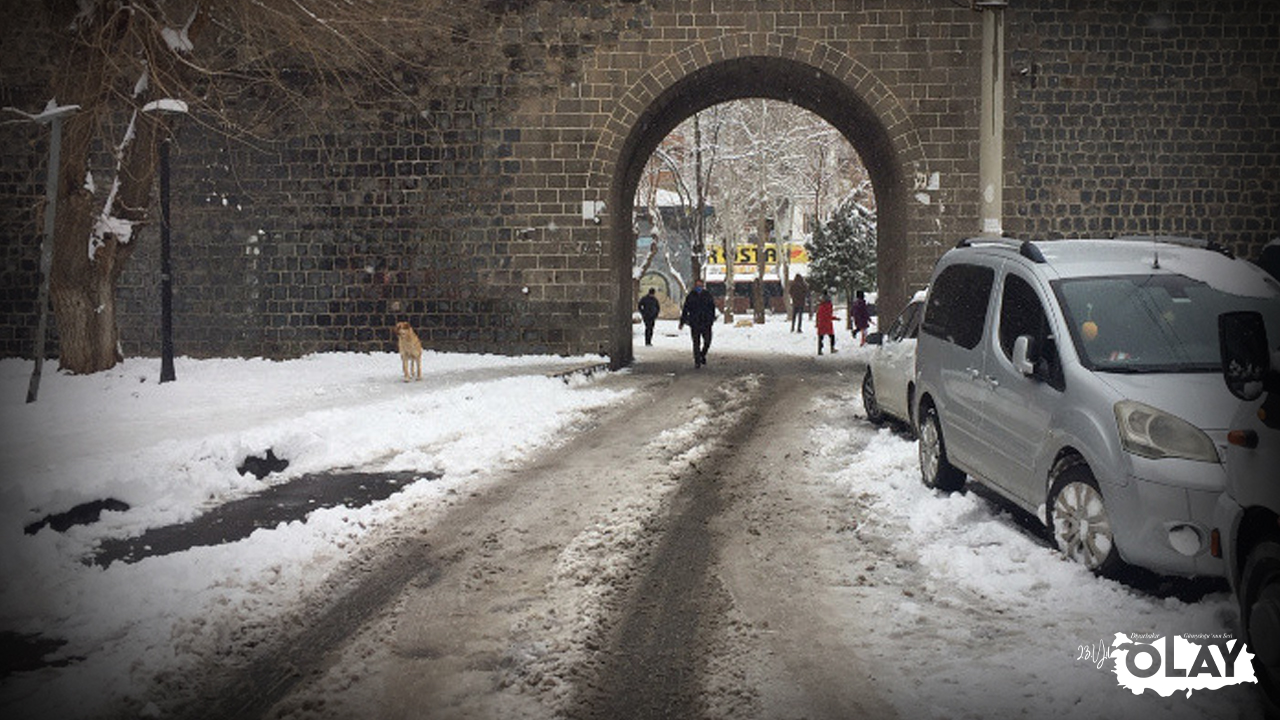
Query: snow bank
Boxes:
[
  {"xmin": 0, "ymin": 350, "xmax": 628, "ymax": 717},
  {"xmin": 814, "ymin": 411, "xmax": 1256, "ymax": 720}
]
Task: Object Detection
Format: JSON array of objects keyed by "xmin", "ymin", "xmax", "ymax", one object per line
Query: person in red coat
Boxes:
[{"xmin": 816, "ymin": 294, "xmax": 838, "ymax": 355}]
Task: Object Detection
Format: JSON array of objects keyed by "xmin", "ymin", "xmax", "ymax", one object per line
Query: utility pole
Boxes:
[
  {"xmin": 7, "ymin": 102, "xmax": 78, "ymax": 403},
  {"xmin": 977, "ymin": 0, "xmax": 1007, "ymax": 237}
]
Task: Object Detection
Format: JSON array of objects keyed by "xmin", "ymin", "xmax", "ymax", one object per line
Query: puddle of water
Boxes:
[
  {"xmin": 0, "ymin": 631, "xmax": 74, "ymax": 680},
  {"xmin": 92, "ymin": 470, "xmax": 438, "ymax": 567}
]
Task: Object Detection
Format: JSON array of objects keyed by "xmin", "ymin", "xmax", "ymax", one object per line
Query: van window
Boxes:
[
  {"xmin": 999, "ymin": 274, "xmax": 1046, "ymax": 358},
  {"xmin": 1000, "ymin": 273, "xmax": 1064, "ymax": 389},
  {"xmin": 923, "ymin": 263, "xmax": 994, "ymax": 350}
]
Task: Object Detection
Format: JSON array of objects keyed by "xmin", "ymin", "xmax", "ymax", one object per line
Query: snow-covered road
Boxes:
[{"xmin": 0, "ymin": 319, "xmax": 1266, "ymax": 719}]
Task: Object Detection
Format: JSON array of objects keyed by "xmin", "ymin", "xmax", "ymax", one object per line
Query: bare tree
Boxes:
[
  {"xmin": 633, "ymin": 157, "xmax": 666, "ymax": 301},
  {"xmin": 633, "ymin": 108, "xmax": 727, "ymax": 302},
  {"xmin": 708, "ymin": 100, "xmax": 849, "ymax": 322},
  {"xmin": 16, "ymin": 0, "xmax": 485, "ymax": 374},
  {"xmin": 632, "ymin": 99, "xmax": 868, "ymax": 327}
]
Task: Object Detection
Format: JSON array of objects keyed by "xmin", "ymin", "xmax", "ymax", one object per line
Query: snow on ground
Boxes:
[
  {"xmin": 0, "ymin": 314, "xmax": 1263, "ymax": 718},
  {"xmin": 810, "ymin": 416, "xmax": 1259, "ymax": 719},
  {"xmin": 0, "ymin": 349, "xmax": 632, "ymax": 718}
]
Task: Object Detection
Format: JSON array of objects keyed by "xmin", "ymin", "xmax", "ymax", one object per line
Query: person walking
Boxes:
[
  {"xmin": 816, "ymin": 294, "xmax": 838, "ymax": 355},
  {"xmin": 638, "ymin": 287, "xmax": 660, "ymax": 346},
  {"xmin": 851, "ymin": 290, "xmax": 872, "ymax": 346},
  {"xmin": 788, "ymin": 272, "xmax": 808, "ymax": 333},
  {"xmin": 679, "ymin": 278, "xmax": 717, "ymax": 368}
]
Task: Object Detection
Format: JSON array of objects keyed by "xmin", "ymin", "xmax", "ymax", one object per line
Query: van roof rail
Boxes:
[
  {"xmin": 955, "ymin": 236, "xmax": 1046, "ymax": 263},
  {"xmin": 1113, "ymin": 235, "xmax": 1235, "ymax": 259}
]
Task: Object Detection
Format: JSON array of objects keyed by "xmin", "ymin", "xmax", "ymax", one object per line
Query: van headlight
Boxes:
[{"xmin": 1114, "ymin": 400, "xmax": 1220, "ymax": 463}]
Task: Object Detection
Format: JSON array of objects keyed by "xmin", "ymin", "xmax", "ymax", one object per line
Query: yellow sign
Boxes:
[{"xmin": 708, "ymin": 243, "xmax": 807, "ymax": 265}]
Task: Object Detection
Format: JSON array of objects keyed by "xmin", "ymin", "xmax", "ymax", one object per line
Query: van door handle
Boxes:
[
  {"xmin": 985, "ymin": 375, "xmax": 999, "ymax": 388},
  {"xmin": 967, "ymin": 368, "xmax": 980, "ymax": 380}
]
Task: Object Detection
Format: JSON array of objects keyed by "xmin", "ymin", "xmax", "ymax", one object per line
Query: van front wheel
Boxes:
[
  {"xmin": 1048, "ymin": 457, "xmax": 1122, "ymax": 576},
  {"xmin": 918, "ymin": 404, "xmax": 964, "ymax": 492}
]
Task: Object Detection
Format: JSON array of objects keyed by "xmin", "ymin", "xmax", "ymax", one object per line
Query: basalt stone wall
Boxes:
[
  {"xmin": 2, "ymin": 0, "xmax": 1277, "ymax": 365},
  {"xmin": 0, "ymin": 124, "xmax": 43, "ymax": 357},
  {"xmin": 0, "ymin": 9, "xmax": 55, "ymax": 360},
  {"xmin": 116, "ymin": 110, "xmax": 536, "ymax": 359},
  {"xmin": 1004, "ymin": 0, "xmax": 1280, "ymax": 255}
]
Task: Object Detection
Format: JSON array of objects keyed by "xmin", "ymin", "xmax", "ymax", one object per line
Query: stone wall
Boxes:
[
  {"xmin": 1004, "ymin": 0, "xmax": 1280, "ymax": 256},
  {"xmin": 2, "ymin": 0, "xmax": 1277, "ymax": 366}
]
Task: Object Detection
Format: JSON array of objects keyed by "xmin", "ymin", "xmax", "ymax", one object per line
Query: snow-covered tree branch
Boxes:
[{"xmin": 17, "ymin": 0, "xmax": 487, "ymax": 374}]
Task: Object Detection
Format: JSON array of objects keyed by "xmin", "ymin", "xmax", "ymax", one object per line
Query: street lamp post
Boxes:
[
  {"xmin": 158, "ymin": 135, "xmax": 175, "ymax": 383},
  {"xmin": 143, "ymin": 99, "xmax": 188, "ymax": 383}
]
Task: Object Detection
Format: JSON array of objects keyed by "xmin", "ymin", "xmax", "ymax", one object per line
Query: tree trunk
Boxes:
[
  {"xmin": 46, "ymin": 2, "xmax": 178, "ymax": 373},
  {"xmin": 50, "ymin": 120, "xmax": 161, "ymax": 373},
  {"xmin": 51, "ymin": 263, "xmax": 125, "ymax": 373},
  {"xmin": 753, "ymin": 215, "xmax": 767, "ymax": 324},
  {"xmin": 780, "ymin": 241, "xmax": 792, "ymax": 321},
  {"xmin": 50, "ymin": 140, "xmax": 148, "ymax": 373},
  {"xmin": 692, "ymin": 113, "xmax": 704, "ymax": 283},
  {"xmin": 633, "ymin": 240, "xmax": 658, "ymax": 304},
  {"xmin": 723, "ymin": 239, "xmax": 735, "ymax": 324}
]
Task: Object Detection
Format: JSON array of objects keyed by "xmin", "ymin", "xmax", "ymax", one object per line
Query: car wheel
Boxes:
[
  {"xmin": 1047, "ymin": 457, "xmax": 1122, "ymax": 576},
  {"xmin": 918, "ymin": 403, "xmax": 964, "ymax": 492},
  {"xmin": 862, "ymin": 369, "xmax": 885, "ymax": 425},
  {"xmin": 1240, "ymin": 538, "xmax": 1280, "ymax": 711}
]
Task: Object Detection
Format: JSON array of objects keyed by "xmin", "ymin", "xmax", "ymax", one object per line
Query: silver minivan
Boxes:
[{"xmin": 913, "ymin": 236, "xmax": 1280, "ymax": 578}]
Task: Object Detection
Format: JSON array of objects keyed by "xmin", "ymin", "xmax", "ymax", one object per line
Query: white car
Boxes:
[{"xmin": 862, "ymin": 289, "xmax": 927, "ymax": 429}]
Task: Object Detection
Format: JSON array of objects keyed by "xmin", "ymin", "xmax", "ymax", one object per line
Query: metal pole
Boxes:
[
  {"xmin": 26, "ymin": 114, "xmax": 65, "ymax": 404},
  {"xmin": 978, "ymin": 2, "xmax": 1006, "ymax": 237},
  {"xmin": 159, "ymin": 136, "xmax": 175, "ymax": 383}
]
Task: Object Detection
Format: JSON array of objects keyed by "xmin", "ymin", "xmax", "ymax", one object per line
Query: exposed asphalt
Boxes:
[{"xmin": 92, "ymin": 470, "xmax": 436, "ymax": 567}]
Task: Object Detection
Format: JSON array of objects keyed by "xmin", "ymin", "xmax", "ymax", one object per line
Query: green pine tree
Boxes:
[{"xmin": 808, "ymin": 199, "xmax": 877, "ymax": 300}]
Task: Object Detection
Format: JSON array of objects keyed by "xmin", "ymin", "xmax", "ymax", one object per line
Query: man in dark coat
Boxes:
[
  {"xmin": 679, "ymin": 278, "xmax": 717, "ymax": 368},
  {"xmin": 638, "ymin": 287, "xmax": 660, "ymax": 346},
  {"xmin": 788, "ymin": 273, "xmax": 808, "ymax": 333}
]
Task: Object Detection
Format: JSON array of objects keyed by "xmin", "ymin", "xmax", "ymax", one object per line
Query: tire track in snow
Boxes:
[
  {"xmin": 568, "ymin": 374, "xmax": 770, "ymax": 720},
  {"xmin": 212, "ymin": 366, "xmax": 770, "ymax": 720}
]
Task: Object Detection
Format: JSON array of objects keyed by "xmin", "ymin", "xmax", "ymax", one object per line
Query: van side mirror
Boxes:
[
  {"xmin": 1012, "ymin": 335, "xmax": 1035, "ymax": 376},
  {"xmin": 1219, "ymin": 311, "xmax": 1270, "ymax": 402}
]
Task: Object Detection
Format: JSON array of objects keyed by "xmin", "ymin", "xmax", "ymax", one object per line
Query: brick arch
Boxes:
[{"xmin": 585, "ymin": 33, "xmax": 925, "ymax": 367}]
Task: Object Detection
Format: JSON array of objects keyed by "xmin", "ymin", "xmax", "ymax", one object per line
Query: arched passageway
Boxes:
[{"xmin": 606, "ymin": 55, "xmax": 915, "ymax": 367}]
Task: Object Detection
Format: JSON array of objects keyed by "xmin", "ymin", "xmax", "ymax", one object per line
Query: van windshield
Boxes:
[{"xmin": 1054, "ymin": 274, "xmax": 1280, "ymax": 373}]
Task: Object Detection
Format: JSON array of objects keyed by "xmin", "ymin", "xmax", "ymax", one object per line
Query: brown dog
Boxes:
[{"xmin": 394, "ymin": 321, "xmax": 422, "ymax": 381}]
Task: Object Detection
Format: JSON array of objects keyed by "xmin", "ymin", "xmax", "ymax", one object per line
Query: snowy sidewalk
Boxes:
[{"xmin": 0, "ymin": 348, "xmax": 635, "ymax": 718}]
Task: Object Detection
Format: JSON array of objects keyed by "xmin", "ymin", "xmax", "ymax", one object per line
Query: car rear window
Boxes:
[{"xmin": 922, "ymin": 263, "xmax": 994, "ymax": 350}]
